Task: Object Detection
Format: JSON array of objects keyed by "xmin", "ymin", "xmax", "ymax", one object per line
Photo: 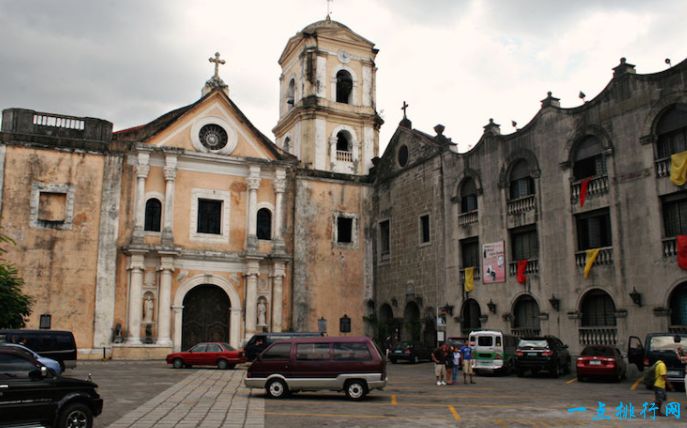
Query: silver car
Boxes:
[{"xmin": 0, "ymin": 343, "xmax": 62, "ymax": 375}]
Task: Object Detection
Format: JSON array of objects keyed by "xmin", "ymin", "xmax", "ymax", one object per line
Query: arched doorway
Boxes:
[
  {"xmin": 378, "ymin": 303, "xmax": 394, "ymax": 345},
  {"xmin": 669, "ymin": 282, "xmax": 687, "ymax": 332},
  {"xmin": 512, "ymin": 295, "xmax": 540, "ymax": 337},
  {"xmin": 403, "ymin": 302, "xmax": 421, "ymax": 342},
  {"xmin": 579, "ymin": 289, "xmax": 617, "ymax": 345},
  {"xmin": 461, "ymin": 299, "xmax": 481, "ymax": 336},
  {"xmin": 423, "ymin": 309, "xmax": 437, "ymax": 347},
  {"xmin": 181, "ymin": 284, "xmax": 230, "ymax": 351}
]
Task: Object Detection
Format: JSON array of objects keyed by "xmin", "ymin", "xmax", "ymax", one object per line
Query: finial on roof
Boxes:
[
  {"xmin": 483, "ymin": 118, "xmax": 501, "ymax": 136},
  {"xmin": 612, "ymin": 57, "xmax": 636, "ymax": 78},
  {"xmin": 399, "ymin": 101, "xmax": 412, "ymax": 128},
  {"xmin": 203, "ymin": 51, "xmax": 229, "ymax": 97},
  {"xmin": 540, "ymin": 91, "xmax": 560, "ymax": 108},
  {"xmin": 326, "ymin": 0, "xmax": 333, "ymax": 20}
]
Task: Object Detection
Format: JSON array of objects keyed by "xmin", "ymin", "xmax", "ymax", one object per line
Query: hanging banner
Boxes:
[{"xmin": 482, "ymin": 241, "xmax": 506, "ymax": 284}]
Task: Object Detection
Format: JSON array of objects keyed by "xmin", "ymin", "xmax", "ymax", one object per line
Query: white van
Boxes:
[{"xmin": 468, "ymin": 330, "xmax": 517, "ymax": 375}]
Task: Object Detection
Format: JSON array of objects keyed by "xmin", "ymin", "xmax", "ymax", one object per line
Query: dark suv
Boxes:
[
  {"xmin": 389, "ymin": 341, "xmax": 432, "ymax": 364},
  {"xmin": 0, "ymin": 347, "xmax": 102, "ymax": 427},
  {"xmin": 515, "ymin": 336, "xmax": 571, "ymax": 378}
]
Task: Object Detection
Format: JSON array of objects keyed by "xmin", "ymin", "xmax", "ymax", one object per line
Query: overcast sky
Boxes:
[{"xmin": 1, "ymin": 0, "xmax": 685, "ymax": 153}]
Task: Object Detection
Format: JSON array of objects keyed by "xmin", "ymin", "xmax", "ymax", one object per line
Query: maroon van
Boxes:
[{"xmin": 245, "ymin": 336, "xmax": 386, "ymax": 400}]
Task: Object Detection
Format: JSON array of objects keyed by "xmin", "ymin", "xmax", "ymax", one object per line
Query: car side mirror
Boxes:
[{"xmin": 29, "ymin": 366, "xmax": 48, "ymax": 380}]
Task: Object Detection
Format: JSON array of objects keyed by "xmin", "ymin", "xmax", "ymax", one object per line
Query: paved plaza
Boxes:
[{"xmin": 71, "ymin": 361, "xmax": 687, "ymax": 427}]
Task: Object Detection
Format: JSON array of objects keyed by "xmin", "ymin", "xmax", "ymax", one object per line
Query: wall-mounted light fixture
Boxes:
[
  {"xmin": 629, "ymin": 287, "xmax": 642, "ymax": 307},
  {"xmin": 440, "ymin": 303, "xmax": 454, "ymax": 316},
  {"xmin": 487, "ymin": 299, "xmax": 497, "ymax": 314},
  {"xmin": 549, "ymin": 295, "xmax": 560, "ymax": 312}
]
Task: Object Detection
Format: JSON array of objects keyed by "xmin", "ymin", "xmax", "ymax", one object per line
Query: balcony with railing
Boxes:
[
  {"xmin": 458, "ymin": 210, "xmax": 478, "ymax": 226},
  {"xmin": 336, "ymin": 150, "xmax": 353, "ymax": 162},
  {"xmin": 511, "ymin": 327, "xmax": 541, "ymax": 337},
  {"xmin": 575, "ymin": 246, "xmax": 613, "ymax": 269},
  {"xmin": 570, "ymin": 175, "xmax": 609, "ymax": 205},
  {"xmin": 1, "ymin": 108, "xmax": 112, "ymax": 142},
  {"xmin": 656, "ymin": 157, "xmax": 671, "ymax": 178},
  {"xmin": 508, "ymin": 258, "xmax": 539, "ymax": 276},
  {"xmin": 579, "ymin": 327, "xmax": 617, "ymax": 345},
  {"xmin": 663, "ymin": 237, "xmax": 677, "ymax": 257},
  {"xmin": 507, "ymin": 195, "xmax": 536, "ymax": 216}
]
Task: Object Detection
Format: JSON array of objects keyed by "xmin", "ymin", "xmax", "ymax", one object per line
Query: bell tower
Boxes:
[{"xmin": 273, "ymin": 17, "xmax": 383, "ymax": 175}]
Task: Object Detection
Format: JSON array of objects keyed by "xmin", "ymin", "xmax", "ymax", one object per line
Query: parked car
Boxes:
[
  {"xmin": 244, "ymin": 332, "xmax": 325, "ymax": 361},
  {"xmin": 0, "ymin": 347, "xmax": 102, "ymax": 428},
  {"xmin": 166, "ymin": 342, "xmax": 245, "ymax": 369},
  {"xmin": 515, "ymin": 336, "xmax": 571, "ymax": 378},
  {"xmin": 0, "ymin": 342, "xmax": 62, "ymax": 375},
  {"xmin": 389, "ymin": 341, "xmax": 432, "ymax": 364},
  {"xmin": 628, "ymin": 332, "xmax": 687, "ymax": 387},
  {"xmin": 0, "ymin": 329, "xmax": 77, "ymax": 371},
  {"xmin": 576, "ymin": 345, "xmax": 626, "ymax": 382},
  {"xmin": 245, "ymin": 336, "xmax": 386, "ymax": 401},
  {"xmin": 468, "ymin": 330, "xmax": 518, "ymax": 375}
]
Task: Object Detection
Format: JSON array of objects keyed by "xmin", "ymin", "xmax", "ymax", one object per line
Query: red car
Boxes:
[
  {"xmin": 576, "ymin": 345, "xmax": 626, "ymax": 382},
  {"xmin": 166, "ymin": 342, "xmax": 245, "ymax": 369}
]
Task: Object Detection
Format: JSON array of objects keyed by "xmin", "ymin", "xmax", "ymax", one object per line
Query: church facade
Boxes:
[{"xmin": 1, "ymin": 17, "xmax": 686, "ymax": 359}]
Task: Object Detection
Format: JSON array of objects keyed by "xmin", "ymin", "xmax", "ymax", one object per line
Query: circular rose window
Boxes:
[{"xmin": 199, "ymin": 124, "xmax": 228, "ymax": 150}]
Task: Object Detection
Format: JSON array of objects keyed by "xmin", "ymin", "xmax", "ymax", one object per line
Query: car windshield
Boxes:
[
  {"xmin": 649, "ymin": 335, "xmax": 687, "ymax": 352},
  {"xmin": 581, "ymin": 347, "xmax": 614, "ymax": 357},
  {"xmin": 477, "ymin": 336, "xmax": 493, "ymax": 347},
  {"xmin": 518, "ymin": 339, "xmax": 547, "ymax": 348},
  {"xmin": 222, "ymin": 343, "xmax": 235, "ymax": 351}
]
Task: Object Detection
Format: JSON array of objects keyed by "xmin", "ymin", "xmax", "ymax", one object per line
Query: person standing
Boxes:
[
  {"xmin": 445, "ymin": 345, "xmax": 455, "ymax": 384},
  {"xmin": 654, "ymin": 358, "xmax": 669, "ymax": 416},
  {"xmin": 451, "ymin": 345, "xmax": 461, "ymax": 385},
  {"xmin": 431, "ymin": 343, "xmax": 448, "ymax": 386},
  {"xmin": 461, "ymin": 341, "xmax": 476, "ymax": 384}
]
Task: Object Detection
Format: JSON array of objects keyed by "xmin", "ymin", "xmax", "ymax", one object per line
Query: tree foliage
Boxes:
[{"xmin": 0, "ymin": 233, "xmax": 32, "ymax": 328}]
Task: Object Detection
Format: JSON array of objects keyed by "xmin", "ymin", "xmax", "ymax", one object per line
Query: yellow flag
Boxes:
[
  {"xmin": 583, "ymin": 248, "xmax": 601, "ymax": 279},
  {"xmin": 671, "ymin": 151, "xmax": 687, "ymax": 186},
  {"xmin": 464, "ymin": 267, "xmax": 474, "ymax": 293}
]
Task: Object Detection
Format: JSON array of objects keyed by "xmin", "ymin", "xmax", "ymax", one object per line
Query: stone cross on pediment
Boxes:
[
  {"xmin": 209, "ymin": 52, "xmax": 226, "ymax": 80},
  {"xmin": 401, "ymin": 101, "xmax": 409, "ymax": 119}
]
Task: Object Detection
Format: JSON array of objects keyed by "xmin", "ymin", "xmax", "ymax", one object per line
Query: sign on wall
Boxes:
[{"xmin": 482, "ymin": 241, "xmax": 506, "ymax": 284}]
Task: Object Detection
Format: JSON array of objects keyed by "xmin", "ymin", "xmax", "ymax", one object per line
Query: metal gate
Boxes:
[{"xmin": 181, "ymin": 284, "xmax": 230, "ymax": 351}]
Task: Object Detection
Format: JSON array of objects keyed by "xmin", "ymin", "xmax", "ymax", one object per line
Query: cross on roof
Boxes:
[
  {"xmin": 209, "ymin": 52, "xmax": 226, "ymax": 79},
  {"xmin": 401, "ymin": 101, "xmax": 409, "ymax": 119},
  {"xmin": 326, "ymin": 0, "xmax": 334, "ymax": 18}
]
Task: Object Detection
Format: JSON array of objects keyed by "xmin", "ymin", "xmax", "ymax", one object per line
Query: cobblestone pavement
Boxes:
[{"xmin": 108, "ymin": 369, "xmax": 262, "ymax": 428}]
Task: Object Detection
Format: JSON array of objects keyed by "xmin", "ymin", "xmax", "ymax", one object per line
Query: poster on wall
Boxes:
[{"xmin": 482, "ymin": 241, "xmax": 506, "ymax": 284}]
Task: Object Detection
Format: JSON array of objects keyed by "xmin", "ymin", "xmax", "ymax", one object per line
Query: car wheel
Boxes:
[
  {"xmin": 58, "ymin": 402, "xmax": 93, "ymax": 428},
  {"xmin": 266, "ymin": 378, "xmax": 289, "ymax": 399},
  {"xmin": 345, "ymin": 380, "xmax": 368, "ymax": 401},
  {"xmin": 412, "ymin": 355, "xmax": 419, "ymax": 364},
  {"xmin": 217, "ymin": 359, "xmax": 228, "ymax": 370},
  {"xmin": 173, "ymin": 358, "xmax": 184, "ymax": 369},
  {"xmin": 550, "ymin": 364, "xmax": 560, "ymax": 378}
]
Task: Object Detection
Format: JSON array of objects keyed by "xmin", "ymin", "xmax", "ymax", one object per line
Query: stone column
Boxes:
[
  {"xmin": 271, "ymin": 261, "xmax": 286, "ymax": 332},
  {"xmin": 157, "ymin": 256, "xmax": 174, "ymax": 346},
  {"xmin": 244, "ymin": 259, "xmax": 260, "ymax": 339},
  {"xmin": 172, "ymin": 305, "xmax": 183, "ymax": 352},
  {"xmin": 132, "ymin": 151, "xmax": 150, "ymax": 244},
  {"xmin": 246, "ymin": 166, "xmax": 261, "ymax": 250},
  {"xmin": 230, "ymin": 308, "xmax": 242, "ymax": 348},
  {"xmin": 162, "ymin": 154, "xmax": 177, "ymax": 245},
  {"xmin": 127, "ymin": 253, "xmax": 145, "ymax": 344},
  {"xmin": 273, "ymin": 168, "xmax": 286, "ymax": 253}
]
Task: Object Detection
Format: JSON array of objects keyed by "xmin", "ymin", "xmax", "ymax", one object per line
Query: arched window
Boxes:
[
  {"xmin": 144, "ymin": 198, "xmax": 162, "ymax": 232},
  {"xmin": 336, "ymin": 70, "xmax": 353, "ymax": 104},
  {"xmin": 657, "ymin": 104, "xmax": 687, "ymax": 159},
  {"xmin": 460, "ymin": 178, "xmax": 478, "ymax": 213},
  {"xmin": 509, "ymin": 160, "xmax": 534, "ymax": 200},
  {"xmin": 461, "ymin": 299, "xmax": 481, "ymax": 336},
  {"xmin": 336, "ymin": 130, "xmax": 351, "ymax": 152},
  {"xmin": 573, "ymin": 136, "xmax": 606, "ymax": 180},
  {"xmin": 283, "ymin": 137, "xmax": 291, "ymax": 152},
  {"xmin": 256, "ymin": 208, "xmax": 272, "ymax": 240},
  {"xmin": 581, "ymin": 290, "xmax": 616, "ymax": 327},
  {"xmin": 670, "ymin": 282, "xmax": 687, "ymax": 327},
  {"xmin": 287, "ymin": 79, "xmax": 295, "ymax": 108},
  {"xmin": 512, "ymin": 295, "xmax": 540, "ymax": 336}
]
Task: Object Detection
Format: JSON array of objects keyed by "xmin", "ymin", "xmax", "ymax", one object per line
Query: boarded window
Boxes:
[
  {"xmin": 144, "ymin": 198, "xmax": 162, "ymax": 232},
  {"xmin": 197, "ymin": 199, "xmax": 222, "ymax": 234},
  {"xmin": 38, "ymin": 192, "xmax": 67, "ymax": 223},
  {"xmin": 337, "ymin": 216, "xmax": 353, "ymax": 243}
]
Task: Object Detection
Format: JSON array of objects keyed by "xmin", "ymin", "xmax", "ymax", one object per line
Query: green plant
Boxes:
[{"xmin": 0, "ymin": 233, "xmax": 32, "ymax": 328}]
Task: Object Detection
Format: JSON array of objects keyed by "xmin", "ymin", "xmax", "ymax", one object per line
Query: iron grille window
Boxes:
[
  {"xmin": 513, "ymin": 296, "xmax": 540, "ymax": 329},
  {"xmin": 460, "ymin": 238, "xmax": 479, "ymax": 269},
  {"xmin": 581, "ymin": 291, "xmax": 616, "ymax": 326},
  {"xmin": 144, "ymin": 198, "xmax": 162, "ymax": 232},
  {"xmin": 511, "ymin": 227, "xmax": 538, "ymax": 260},
  {"xmin": 420, "ymin": 215, "xmax": 430, "ymax": 243},
  {"xmin": 379, "ymin": 220, "xmax": 390, "ymax": 256},
  {"xmin": 197, "ymin": 199, "xmax": 222, "ymax": 234},
  {"xmin": 576, "ymin": 209, "xmax": 612, "ymax": 250},
  {"xmin": 662, "ymin": 193, "xmax": 687, "ymax": 237}
]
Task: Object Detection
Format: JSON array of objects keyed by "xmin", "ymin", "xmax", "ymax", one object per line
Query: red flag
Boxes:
[
  {"xmin": 580, "ymin": 177, "xmax": 592, "ymax": 207},
  {"xmin": 517, "ymin": 259, "xmax": 528, "ymax": 284},
  {"xmin": 678, "ymin": 235, "xmax": 687, "ymax": 270}
]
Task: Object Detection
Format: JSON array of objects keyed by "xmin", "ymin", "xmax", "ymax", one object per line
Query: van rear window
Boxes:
[
  {"xmin": 296, "ymin": 343, "xmax": 330, "ymax": 360},
  {"xmin": 649, "ymin": 335, "xmax": 687, "ymax": 351},
  {"xmin": 333, "ymin": 343, "xmax": 371, "ymax": 361},
  {"xmin": 477, "ymin": 336, "xmax": 493, "ymax": 347},
  {"xmin": 262, "ymin": 343, "xmax": 291, "ymax": 360}
]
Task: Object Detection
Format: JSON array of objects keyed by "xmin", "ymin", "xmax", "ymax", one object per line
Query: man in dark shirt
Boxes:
[{"xmin": 432, "ymin": 343, "xmax": 449, "ymax": 385}]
